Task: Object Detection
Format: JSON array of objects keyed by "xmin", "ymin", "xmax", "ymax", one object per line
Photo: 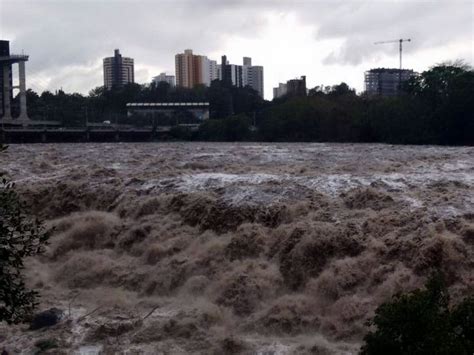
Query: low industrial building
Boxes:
[{"xmin": 126, "ymin": 102, "xmax": 209, "ymax": 126}]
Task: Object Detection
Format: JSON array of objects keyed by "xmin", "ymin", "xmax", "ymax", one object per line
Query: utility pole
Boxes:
[{"xmin": 374, "ymin": 38, "xmax": 412, "ymax": 93}]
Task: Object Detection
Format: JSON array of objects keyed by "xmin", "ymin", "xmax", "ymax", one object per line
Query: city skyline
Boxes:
[{"xmin": 0, "ymin": 0, "xmax": 472, "ymax": 100}]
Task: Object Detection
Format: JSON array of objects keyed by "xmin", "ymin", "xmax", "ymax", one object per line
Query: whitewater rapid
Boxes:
[{"xmin": 0, "ymin": 143, "xmax": 473, "ymax": 354}]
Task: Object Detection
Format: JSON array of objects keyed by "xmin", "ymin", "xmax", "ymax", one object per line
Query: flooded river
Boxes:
[{"xmin": 1, "ymin": 143, "xmax": 473, "ymax": 354}]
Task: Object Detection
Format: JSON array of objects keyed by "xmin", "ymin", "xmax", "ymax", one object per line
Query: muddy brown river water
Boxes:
[{"xmin": 0, "ymin": 142, "xmax": 473, "ymax": 354}]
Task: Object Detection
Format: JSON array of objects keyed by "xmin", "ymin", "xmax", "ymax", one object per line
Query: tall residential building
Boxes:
[
  {"xmin": 273, "ymin": 76, "xmax": 306, "ymax": 99},
  {"xmin": 200, "ymin": 57, "xmax": 217, "ymax": 86},
  {"xmin": 175, "ymin": 49, "xmax": 193, "ymax": 88},
  {"xmin": 175, "ymin": 49, "xmax": 213, "ymax": 88},
  {"xmin": 103, "ymin": 49, "xmax": 134, "ymax": 90},
  {"xmin": 229, "ymin": 64, "xmax": 244, "ymax": 87},
  {"xmin": 220, "ymin": 55, "xmax": 233, "ymax": 87},
  {"xmin": 364, "ymin": 68, "xmax": 416, "ymax": 96},
  {"xmin": 273, "ymin": 83, "xmax": 288, "ymax": 99},
  {"xmin": 208, "ymin": 59, "xmax": 219, "ymax": 84},
  {"xmin": 219, "ymin": 55, "xmax": 264, "ymax": 97},
  {"xmin": 175, "ymin": 50, "xmax": 264, "ymax": 95},
  {"xmin": 246, "ymin": 65, "xmax": 264, "ymax": 98},
  {"xmin": 220, "ymin": 56, "xmax": 244, "ymax": 87},
  {"xmin": 152, "ymin": 72, "xmax": 176, "ymax": 87}
]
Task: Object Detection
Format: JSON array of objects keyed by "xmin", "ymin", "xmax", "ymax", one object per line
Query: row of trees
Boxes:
[
  {"xmin": 13, "ymin": 62, "xmax": 474, "ymax": 145},
  {"xmin": 197, "ymin": 63, "xmax": 473, "ymax": 145},
  {"xmin": 19, "ymin": 79, "xmax": 265, "ymax": 125}
]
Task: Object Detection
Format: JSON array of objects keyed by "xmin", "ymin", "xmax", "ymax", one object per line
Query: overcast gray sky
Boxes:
[{"xmin": 1, "ymin": 0, "xmax": 472, "ymax": 99}]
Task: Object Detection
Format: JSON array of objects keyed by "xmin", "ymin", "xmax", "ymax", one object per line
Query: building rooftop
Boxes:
[
  {"xmin": 366, "ymin": 68, "xmax": 414, "ymax": 74},
  {"xmin": 127, "ymin": 102, "xmax": 209, "ymax": 107}
]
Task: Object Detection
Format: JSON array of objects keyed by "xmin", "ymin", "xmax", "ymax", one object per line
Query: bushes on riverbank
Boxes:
[{"xmin": 360, "ymin": 274, "xmax": 474, "ymax": 354}]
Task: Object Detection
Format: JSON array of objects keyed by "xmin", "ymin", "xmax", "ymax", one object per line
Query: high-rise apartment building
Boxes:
[
  {"xmin": 227, "ymin": 64, "xmax": 244, "ymax": 87},
  {"xmin": 175, "ymin": 50, "xmax": 264, "ymax": 96},
  {"xmin": 175, "ymin": 49, "xmax": 194, "ymax": 88},
  {"xmin": 364, "ymin": 68, "xmax": 416, "ymax": 96},
  {"xmin": 175, "ymin": 49, "xmax": 213, "ymax": 88},
  {"xmin": 220, "ymin": 55, "xmax": 232, "ymax": 87},
  {"xmin": 246, "ymin": 65, "xmax": 264, "ymax": 98},
  {"xmin": 103, "ymin": 49, "xmax": 134, "ymax": 90},
  {"xmin": 209, "ymin": 60, "xmax": 219, "ymax": 82},
  {"xmin": 219, "ymin": 55, "xmax": 264, "ymax": 97},
  {"xmin": 152, "ymin": 72, "xmax": 176, "ymax": 87}
]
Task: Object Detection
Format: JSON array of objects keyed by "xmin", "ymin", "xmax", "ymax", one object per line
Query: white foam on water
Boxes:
[
  {"xmin": 1, "ymin": 142, "xmax": 473, "ymax": 354},
  {"xmin": 75, "ymin": 345, "xmax": 103, "ymax": 355}
]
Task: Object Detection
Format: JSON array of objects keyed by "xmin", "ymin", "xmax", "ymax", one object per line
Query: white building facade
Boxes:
[
  {"xmin": 245, "ymin": 65, "xmax": 264, "ymax": 98},
  {"xmin": 208, "ymin": 59, "xmax": 219, "ymax": 83}
]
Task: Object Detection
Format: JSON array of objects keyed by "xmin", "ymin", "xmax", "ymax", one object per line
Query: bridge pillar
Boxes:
[
  {"xmin": 2, "ymin": 65, "xmax": 12, "ymax": 120},
  {"xmin": 115, "ymin": 131, "xmax": 119, "ymax": 142},
  {"xmin": 41, "ymin": 131, "xmax": 47, "ymax": 143},
  {"xmin": 17, "ymin": 61, "xmax": 29, "ymax": 122}
]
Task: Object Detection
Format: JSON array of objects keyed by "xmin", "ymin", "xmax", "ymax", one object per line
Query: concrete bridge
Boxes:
[
  {"xmin": 0, "ymin": 124, "xmax": 200, "ymax": 143},
  {"xmin": 0, "ymin": 50, "xmax": 30, "ymax": 123}
]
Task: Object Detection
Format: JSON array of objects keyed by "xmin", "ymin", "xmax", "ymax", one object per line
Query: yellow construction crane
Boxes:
[{"xmin": 374, "ymin": 38, "xmax": 411, "ymax": 71}]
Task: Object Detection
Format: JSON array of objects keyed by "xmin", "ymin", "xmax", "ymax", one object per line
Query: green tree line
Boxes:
[{"xmin": 14, "ymin": 62, "xmax": 473, "ymax": 145}]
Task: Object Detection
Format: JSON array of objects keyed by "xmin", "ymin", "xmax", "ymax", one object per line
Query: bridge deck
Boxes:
[{"xmin": 0, "ymin": 124, "xmax": 200, "ymax": 143}]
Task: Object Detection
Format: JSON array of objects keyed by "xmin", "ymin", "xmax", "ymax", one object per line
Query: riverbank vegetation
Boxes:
[
  {"xmin": 361, "ymin": 274, "xmax": 474, "ymax": 355},
  {"xmin": 18, "ymin": 62, "xmax": 473, "ymax": 145},
  {"xmin": 0, "ymin": 144, "xmax": 50, "ymax": 324}
]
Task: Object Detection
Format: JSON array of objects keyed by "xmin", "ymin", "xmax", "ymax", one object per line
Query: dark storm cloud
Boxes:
[
  {"xmin": 0, "ymin": 0, "xmax": 272, "ymax": 91},
  {"xmin": 1, "ymin": 1, "xmax": 265, "ymax": 69},
  {"xmin": 0, "ymin": 0, "xmax": 472, "ymax": 93},
  {"xmin": 312, "ymin": 1, "xmax": 473, "ymax": 65}
]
